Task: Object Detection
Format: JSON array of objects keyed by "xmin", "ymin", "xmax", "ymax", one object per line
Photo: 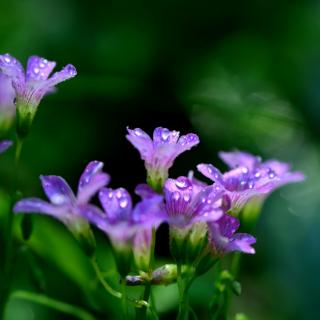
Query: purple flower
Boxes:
[
  {"xmin": 0, "ymin": 140, "xmax": 12, "ymax": 154},
  {"xmin": 85, "ymin": 185, "xmax": 165, "ymax": 273},
  {"xmin": 126, "ymin": 127, "xmax": 199, "ymax": 190},
  {"xmin": 208, "ymin": 214, "xmax": 256, "ymax": 255},
  {"xmin": 197, "ymin": 151, "xmax": 304, "ymax": 212},
  {"xmin": 14, "ymin": 161, "xmax": 109, "ymax": 252},
  {"xmin": 0, "ymin": 73, "xmax": 15, "ymax": 131},
  {"xmin": 163, "ymin": 176, "xmax": 226, "ymax": 228},
  {"xmin": 0, "ymin": 54, "xmax": 77, "ymax": 137},
  {"xmin": 85, "ymin": 186, "xmax": 164, "ymax": 248}
]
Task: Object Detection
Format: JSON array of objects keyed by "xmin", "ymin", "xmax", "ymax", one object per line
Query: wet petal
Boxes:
[
  {"xmin": 0, "ymin": 54, "xmax": 25, "ymax": 93},
  {"xmin": 0, "ymin": 140, "xmax": 12, "ymax": 154},
  {"xmin": 40, "ymin": 175, "xmax": 76, "ymax": 205},
  {"xmin": 176, "ymin": 133, "xmax": 200, "ymax": 155},
  {"xmin": 197, "ymin": 164, "xmax": 224, "ymax": 184},
  {"xmin": 126, "ymin": 127, "xmax": 153, "ymax": 161},
  {"xmin": 99, "ymin": 188, "xmax": 132, "ymax": 223},
  {"xmin": 219, "ymin": 150, "xmax": 260, "ymax": 170},
  {"xmin": 77, "ymin": 161, "xmax": 110, "ymax": 204},
  {"xmin": 45, "ymin": 64, "xmax": 77, "ymax": 87},
  {"xmin": 225, "ymin": 233, "xmax": 256, "ymax": 254},
  {"xmin": 153, "ymin": 127, "xmax": 180, "ymax": 146},
  {"xmin": 13, "ymin": 198, "xmax": 66, "ymax": 218},
  {"xmin": 26, "ymin": 56, "xmax": 56, "ymax": 81}
]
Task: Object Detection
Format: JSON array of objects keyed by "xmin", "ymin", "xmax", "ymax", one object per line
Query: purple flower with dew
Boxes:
[
  {"xmin": 126, "ymin": 127, "xmax": 199, "ymax": 190},
  {"xmin": 208, "ymin": 214, "xmax": 256, "ymax": 255},
  {"xmin": 84, "ymin": 185, "xmax": 164, "ymax": 273},
  {"xmin": 163, "ymin": 176, "xmax": 226, "ymax": 228},
  {"xmin": 0, "ymin": 54, "xmax": 77, "ymax": 137},
  {"xmin": 197, "ymin": 151, "xmax": 304, "ymax": 212},
  {"xmin": 85, "ymin": 185, "xmax": 164, "ymax": 248},
  {"xmin": 14, "ymin": 161, "xmax": 109, "ymax": 252},
  {"xmin": 0, "ymin": 73, "xmax": 15, "ymax": 130},
  {"xmin": 0, "ymin": 140, "xmax": 12, "ymax": 154}
]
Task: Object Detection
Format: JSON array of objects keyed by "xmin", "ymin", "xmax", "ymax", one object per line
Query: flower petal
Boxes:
[
  {"xmin": 152, "ymin": 127, "xmax": 179, "ymax": 146},
  {"xmin": 197, "ymin": 163, "xmax": 224, "ymax": 184},
  {"xmin": 40, "ymin": 175, "xmax": 76, "ymax": 205},
  {"xmin": 176, "ymin": 133, "xmax": 200, "ymax": 155},
  {"xmin": 126, "ymin": 127, "xmax": 153, "ymax": 161},
  {"xmin": 45, "ymin": 64, "xmax": 77, "ymax": 87},
  {"xmin": 77, "ymin": 161, "xmax": 110, "ymax": 204},
  {"xmin": 13, "ymin": 198, "xmax": 66, "ymax": 218},
  {"xmin": 0, "ymin": 140, "xmax": 12, "ymax": 154},
  {"xmin": 219, "ymin": 150, "xmax": 260, "ymax": 170},
  {"xmin": 0, "ymin": 54, "xmax": 25, "ymax": 93},
  {"xmin": 225, "ymin": 233, "xmax": 256, "ymax": 254},
  {"xmin": 99, "ymin": 188, "xmax": 132, "ymax": 223},
  {"xmin": 26, "ymin": 56, "xmax": 56, "ymax": 81}
]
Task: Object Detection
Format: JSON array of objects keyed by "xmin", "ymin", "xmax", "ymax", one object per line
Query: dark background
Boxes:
[{"xmin": 0, "ymin": 0, "xmax": 319, "ymax": 319}]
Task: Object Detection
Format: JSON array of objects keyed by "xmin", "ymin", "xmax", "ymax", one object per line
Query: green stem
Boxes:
[
  {"xmin": 136, "ymin": 227, "xmax": 157, "ymax": 320},
  {"xmin": 91, "ymin": 257, "xmax": 122, "ymax": 299},
  {"xmin": 177, "ymin": 263, "xmax": 190, "ymax": 320},
  {"xmin": 10, "ymin": 290, "xmax": 95, "ymax": 320},
  {"xmin": 0, "ymin": 137, "xmax": 24, "ymax": 318},
  {"xmin": 121, "ymin": 278, "xmax": 129, "ymax": 319}
]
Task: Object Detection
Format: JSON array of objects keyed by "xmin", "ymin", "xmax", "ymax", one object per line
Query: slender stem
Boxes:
[
  {"xmin": 136, "ymin": 227, "xmax": 157, "ymax": 320},
  {"xmin": 91, "ymin": 257, "xmax": 122, "ymax": 299},
  {"xmin": 10, "ymin": 290, "xmax": 95, "ymax": 320},
  {"xmin": 14, "ymin": 136, "xmax": 23, "ymax": 167},
  {"xmin": 0, "ymin": 137, "xmax": 24, "ymax": 318},
  {"xmin": 121, "ymin": 278, "xmax": 129, "ymax": 319},
  {"xmin": 177, "ymin": 263, "xmax": 190, "ymax": 320}
]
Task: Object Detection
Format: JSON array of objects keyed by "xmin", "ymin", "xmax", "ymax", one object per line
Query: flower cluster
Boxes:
[{"xmin": 14, "ymin": 127, "xmax": 304, "ymax": 276}]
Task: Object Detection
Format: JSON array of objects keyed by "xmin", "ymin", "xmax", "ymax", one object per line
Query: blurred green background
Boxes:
[{"xmin": 0, "ymin": 0, "xmax": 319, "ymax": 319}]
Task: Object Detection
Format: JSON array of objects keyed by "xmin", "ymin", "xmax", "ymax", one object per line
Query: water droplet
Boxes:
[
  {"xmin": 183, "ymin": 194, "xmax": 191, "ymax": 202},
  {"xmin": 4, "ymin": 56, "xmax": 11, "ymax": 63},
  {"xmin": 172, "ymin": 191, "xmax": 180, "ymax": 201},
  {"xmin": 268, "ymin": 169, "xmax": 276, "ymax": 179},
  {"xmin": 119, "ymin": 198, "xmax": 128, "ymax": 208},
  {"xmin": 66, "ymin": 65, "xmax": 76, "ymax": 76},
  {"xmin": 161, "ymin": 129, "xmax": 170, "ymax": 141},
  {"xmin": 108, "ymin": 191, "xmax": 113, "ymax": 199},
  {"xmin": 242, "ymin": 167, "xmax": 248, "ymax": 174},
  {"xmin": 134, "ymin": 129, "xmax": 143, "ymax": 136},
  {"xmin": 254, "ymin": 171, "xmax": 261, "ymax": 178},
  {"xmin": 175, "ymin": 178, "xmax": 190, "ymax": 189},
  {"xmin": 116, "ymin": 190, "xmax": 123, "ymax": 198},
  {"xmin": 33, "ymin": 67, "xmax": 40, "ymax": 74},
  {"xmin": 248, "ymin": 181, "xmax": 254, "ymax": 189}
]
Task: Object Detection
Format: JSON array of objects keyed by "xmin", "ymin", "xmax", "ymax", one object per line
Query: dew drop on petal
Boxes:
[
  {"xmin": 183, "ymin": 194, "xmax": 191, "ymax": 202},
  {"xmin": 172, "ymin": 191, "xmax": 180, "ymax": 201},
  {"xmin": 119, "ymin": 198, "xmax": 128, "ymax": 208}
]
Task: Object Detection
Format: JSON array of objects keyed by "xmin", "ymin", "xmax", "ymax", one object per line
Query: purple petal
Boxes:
[
  {"xmin": 77, "ymin": 161, "xmax": 110, "ymax": 204},
  {"xmin": 99, "ymin": 188, "xmax": 132, "ymax": 223},
  {"xmin": 135, "ymin": 183, "xmax": 158, "ymax": 199},
  {"xmin": 153, "ymin": 127, "xmax": 180, "ymax": 146},
  {"xmin": 40, "ymin": 175, "xmax": 76, "ymax": 205},
  {"xmin": 0, "ymin": 54, "xmax": 25, "ymax": 94},
  {"xmin": 13, "ymin": 198, "xmax": 66, "ymax": 218},
  {"xmin": 0, "ymin": 140, "xmax": 12, "ymax": 154},
  {"xmin": 197, "ymin": 164, "xmax": 224, "ymax": 184},
  {"xmin": 176, "ymin": 133, "xmax": 200, "ymax": 155},
  {"xmin": 132, "ymin": 194, "xmax": 165, "ymax": 227},
  {"xmin": 214, "ymin": 214, "xmax": 239, "ymax": 238},
  {"xmin": 225, "ymin": 233, "xmax": 256, "ymax": 254},
  {"xmin": 219, "ymin": 150, "xmax": 260, "ymax": 170},
  {"xmin": 78, "ymin": 203, "xmax": 108, "ymax": 229},
  {"xmin": 45, "ymin": 64, "xmax": 77, "ymax": 87},
  {"xmin": 126, "ymin": 127, "xmax": 153, "ymax": 161},
  {"xmin": 26, "ymin": 56, "xmax": 56, "ymax": 81},
  {"xmin": 0, "ymin": 73, "xmax": 16, "ymax": 110}
]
